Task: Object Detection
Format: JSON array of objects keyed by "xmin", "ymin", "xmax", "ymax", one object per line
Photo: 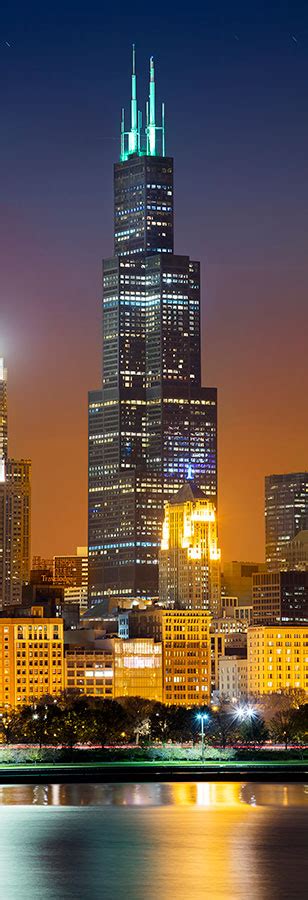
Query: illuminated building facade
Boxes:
[
  {"xmin": 252, "ymin": 569, "xmax": 308, "ymax": 624},
  {"xmin": 113, "ymin": 638, "xmax": 163, "ymax": 701},
  {"xmin": 124, "ymin": 606, "xmax": 212, "ymax": 705},
  {"xmin": 247, "ymin": 624, "xmax": 308, "ymax": 695},
  {"xmin": 65, "ymin": 637, "xmax": 162, "ymax": 701},
  {"xmin": 159, "ymin": 481, "xmax": 221, "ymax": 612},
  {"xmin": 0, "ymin": 606, "xmax": 64, "ymax": 709},
  {"xmin": 0, "ymin": 362, "xmax": 31, "ymax": 609},
  {"xmin": 265, "ymin": 472, "xmax": 308, "ymax": 570},
  {"xmin": 65, "ymin": 644, "xmax": 114, "ymax": 698},
  {"xmin": 88, "ymin": 50, "xmax": 217, "ymax": 605}
]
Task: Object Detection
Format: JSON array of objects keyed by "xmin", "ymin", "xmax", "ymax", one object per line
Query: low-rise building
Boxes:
[
  {"xmin": 0, "ymin": 606, "xmax": 64, "ymax": 709},
  {"xmin": 65, "ymin": 643, "xmax": 114, "ymax": 698},
  {"xmin": 124, "ymin": 607, "xmax": 212, "ymax": 706},
  {"xmin": 247, "ymin": 624, "xmax": 308, "ymax": 695},
  {"xmin": 113, "ymin": 639, "xmax": 163, "ymax": 701},
  {"xmin": 219, "ymin": 656, "xmax": 247, "ymax": 702}
]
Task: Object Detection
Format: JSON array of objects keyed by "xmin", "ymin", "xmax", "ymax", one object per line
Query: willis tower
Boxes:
[{"xmin": 88, "ymin": 49, "xmax": 217, "ymax": 605}]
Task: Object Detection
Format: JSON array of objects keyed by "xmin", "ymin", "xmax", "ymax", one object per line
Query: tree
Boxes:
[
  {"xmin": 88, "ymin": 699, "xmax": 127, "ymax": 747},
  {"xmin": 118, "ymin": 697, "xmax": 154, "ymax": 744},
  {"xmin": 269, "ymin": 708, "xmax": 299, "ymax": 750},
  {"xmin": 208, "ymin": 703, "xmax": 239, "ymax": 749},
  {"xmin": 238, "ymin": 714, "xmax": 268, "ymax": 748}
]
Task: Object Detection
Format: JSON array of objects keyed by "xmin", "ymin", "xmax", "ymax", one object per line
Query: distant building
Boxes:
[
  {"xmin": 252, "ymin": 570, "xmax": 308, "ymax": 625},
  {"xmin": 0, "ymin": 606, "xmax": 64, "ymax": 709},
  {"xmin": 284, "ymin": 530, "xmax": 308, "ymax": 571},
  {"xmin": 248, "ymin": 624, "xmax": 308, "ymax": 695},
  {"xmin": 0, "ymin": 358, "xmax": 8, "ymax": 477},
  {"xmin": 265, "ymin": 472, "xmax": 308, "ymax": 570},
  {"xmin": 0, "ymin": 359, "xmax": 31, "ymax": 610},
  {"xmin": 53, "ymin": 547, "xmax": 88, "ymax": 590},
  {"xmin": 222, "ymin": 561, "xmax": 265, "ymax": 605},
  {"xmin": 221, "ymin": 595, "xmax": 252, "ymax": 623},
  {"xmin": 122, "ymin": 606, "xmax": 211, "ymax": 705},
  {"xmin": 0, "ymin": 459, "xmax": 31, "ymax": 609},
  {"xmin": 219, "ymin": 656, "xmax": 248, "ymax": 702},
  {"xmin": 159, "ymin": 482, "xmax": 221, "ymax": 613}
]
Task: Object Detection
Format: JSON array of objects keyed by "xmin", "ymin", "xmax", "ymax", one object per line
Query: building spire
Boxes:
[
  {"xmin": 148, "ymin": 56, "xmax": 156, "ymax": 156},
  {"xmin": 128, "ymin": 44, "xmax": 138, "ymax": 155}
]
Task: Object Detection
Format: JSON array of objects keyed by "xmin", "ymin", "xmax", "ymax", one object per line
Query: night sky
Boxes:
[{"xmin": 0, "ymin": 1, "xmax": 307, "ymax": 563}]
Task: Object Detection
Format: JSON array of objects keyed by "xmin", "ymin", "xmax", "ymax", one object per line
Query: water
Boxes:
[{"xmin": 0, "ymin": 782, "xmax": 307, "ymax": 899}]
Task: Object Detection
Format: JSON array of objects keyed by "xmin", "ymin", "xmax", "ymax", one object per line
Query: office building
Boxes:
[
  {"xmin": 65, "ymin": 643, "xmax": 114, "ymax": 698},
  {"xmin": 65, "ymin": 636, "xmax": 162, "ymax": 702},
  {"xmin": 0, "ymin": 358, "xmax": 8, "ymax": 479},
  {"xmin": 222, "ymin": 561, "xmax": 266, "ymax": 604},
  {"xmin": 210, "ymin": 619, "xmax": 247, "ymax": 692},
  {"xmin": 113, "ymin": 638, "xmax": 163, "ymax": 701},
  {"xmin": 284, "ymin": 530, "xmax": 308, "ymax": 571},
  {"xmin": 219, "ymin": 656, "xmax": 248, "ymax": 702},
  {"xmin": 159, "ymin": 481, "xmax": 221, "ymax": 612},
  {"xmin": 221, "ymin": 595, "xmax": 252, "ymax": 623},
  {"xmin": 123, "ymin": 606, "xmax": 212, "ymax": 705},
  {"xmin": 252, "ymin": 570, "xmax": 308, "ymax": 625},
  {"xmin": 88, "ymin": 50, "xmax": 217, "ymax": 605},
  {"xmin": 0, "ymin": 606, "xmax": 64, "ymax": 709},
  {"xmin": 0, "ymin": 459, "xmax": 31, "ymax": 609},
  {"xmin": 53, "ymin": 547, "xmax": 88, "ymax": 589},
  {"xmin": 265, "ymin": 472, "xmax": 308, "ymax": 570},
  {"xmin": 0, "ymin": 360, "xmax": 31, "ymax": 610},
  {"xmin": 248, "ymin": 624, "xmax": 308, "ymax": 695}
]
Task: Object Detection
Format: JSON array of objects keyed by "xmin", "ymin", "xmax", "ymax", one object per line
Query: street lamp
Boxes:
[{"xmin": 196, "ymin": 713, "xmax": 209, "ymax": 761}]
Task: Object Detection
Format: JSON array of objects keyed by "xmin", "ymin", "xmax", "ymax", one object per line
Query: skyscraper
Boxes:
[
  {"xmin": 0, "ymin": 359, "xmax": 31, "ymax": 609},
  {"xmin": 265, "ymin": 472, "xmax": 308, "ymax": 570},
  {"xmin": 88, "ymin": 50, "xmax": 217, "ymax": 605},
  {"xmin": 159, "ymin": 481, "xmax": 221, "ymax": 613}
]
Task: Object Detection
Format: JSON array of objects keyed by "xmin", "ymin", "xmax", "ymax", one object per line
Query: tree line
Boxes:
[{"xmin": 0, "ymin": 689, "xmax": 307, "ymax": 751}]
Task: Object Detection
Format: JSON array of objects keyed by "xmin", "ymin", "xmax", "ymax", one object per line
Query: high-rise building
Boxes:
[
  {"xmin": 265, "ymin": 473, "xmax": 308, "ymax": 570},
  {"xmin": 88, "ymin": 50, "xmax": 217, "ymax": 605},
  {"xmin": 252, "ymin": 570, "xmax": 308, "ymax": 625},
  {"xmin": 248, "ymin": 624, "xmax": 308, "ymax": 695},
  {"xmin": 0, "ymin": 606, "xmax": 64, "ymax": 709},
  {"xmin": 0, "ymin": 360, "xmax": 31, "ymax": 609},
  {"xmin": 0, "ymin": 358, "xmax": 8, "ymax": 481},
  {"xmin": 159, "ymin": 481, "xmax": 221, "ymax": 612}
]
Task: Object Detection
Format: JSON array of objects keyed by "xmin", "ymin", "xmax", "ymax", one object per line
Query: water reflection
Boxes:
[
  {"xmin": 0, "ymin": 781, "xmax": 307, "ymax": 808},
  {"xmin": 0, "ymin": 785, "xmax": 307, "ymax": 899}
]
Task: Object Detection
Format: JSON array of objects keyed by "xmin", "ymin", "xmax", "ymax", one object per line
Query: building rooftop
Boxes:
[{"xmin": 169, "ymin": 481, "xmax": 207, "ymax": 505}]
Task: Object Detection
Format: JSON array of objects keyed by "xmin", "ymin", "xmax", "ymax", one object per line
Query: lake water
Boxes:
[{"xmin": 0, "ymin": 782, "xmax": 307, "ymax": 899}]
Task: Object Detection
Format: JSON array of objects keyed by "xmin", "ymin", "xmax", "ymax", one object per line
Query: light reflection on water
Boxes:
[
  {"xmin": 0, "ymin": 784, "xmax": 307, "ymax": 899},
  {"xmin": 0, "ymin": 781, "xmax": 307, "ymax": 807}
]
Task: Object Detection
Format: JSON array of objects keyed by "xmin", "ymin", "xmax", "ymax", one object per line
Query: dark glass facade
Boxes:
[
  {"xmin": 265, "ymin": 472, "xmax": 308, "ymax": 570},
  {"xmin": 88, "ymin": 62, "xmax": 217, "ymax": 604}
]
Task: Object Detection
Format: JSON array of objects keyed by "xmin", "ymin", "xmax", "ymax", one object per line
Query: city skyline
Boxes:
[{"xmin": 1, "ymin": 4, "xmax": 308, "ymax": 562}]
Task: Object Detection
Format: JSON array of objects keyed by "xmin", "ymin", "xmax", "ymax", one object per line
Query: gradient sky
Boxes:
[{"xmin": 0, "ymin": 1, "xmax": 307, "ymax": 563}]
